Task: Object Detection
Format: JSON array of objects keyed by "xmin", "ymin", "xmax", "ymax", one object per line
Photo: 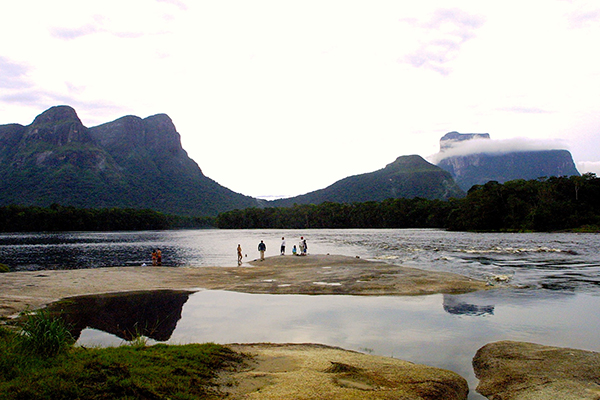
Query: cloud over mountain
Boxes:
[{"xmin": 429, "ymin": 137, "xmax": 569, "ymax": 164}]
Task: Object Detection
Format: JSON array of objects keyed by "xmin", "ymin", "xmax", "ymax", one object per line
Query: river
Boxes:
[{"xmin": 2, "ymin": 229, "xmax": 600, "ymax": 399}]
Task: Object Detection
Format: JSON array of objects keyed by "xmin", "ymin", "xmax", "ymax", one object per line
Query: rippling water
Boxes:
[
  {"xmin": 3, "ymin": 229, "xmax": 600, "ymax": 399},
  {"xmin": 2, "ymin": 229, "xmax": 599, "ymax": 293}
]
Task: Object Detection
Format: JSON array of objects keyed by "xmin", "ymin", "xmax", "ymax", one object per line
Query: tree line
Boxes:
[
  {"xmin": 216, "ymin": 174, "xmax": 600, "ymax": 232},
  {"xmin": 0, "ymin": 204, "xmax": 214, "ymax": 232},
  {"xmin": 2, "ymin": 174, "xmax": 598, "ymax": 232}
]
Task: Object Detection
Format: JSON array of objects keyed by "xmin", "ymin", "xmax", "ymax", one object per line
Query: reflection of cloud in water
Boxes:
[{"xmin": 74, "ymin": 289, "xmax": 600, "ymax": 400}]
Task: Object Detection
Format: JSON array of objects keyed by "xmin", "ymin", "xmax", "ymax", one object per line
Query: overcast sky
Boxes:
[{"xmin": 2, "ymin": 1, "xmax": 600, "ymax": 199}]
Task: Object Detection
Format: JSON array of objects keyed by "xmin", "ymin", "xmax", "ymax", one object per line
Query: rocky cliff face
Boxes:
[
  {"xmin": 439, "ymin": 131, "xmax": 490, "ymax": 150},
  {"xmin": 273, "ymin": 154, "xmax": 465, "ymax": 206},
  {"xmin": 435, "ymin": 132, "xmax": 580, "ymax": 191},
  {"xmin": 0, "ymin": 106, "xmax": 260, "ymax": 215}
]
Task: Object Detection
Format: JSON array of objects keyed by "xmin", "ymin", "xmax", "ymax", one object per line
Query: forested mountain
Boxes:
[
  {"xmin": 436, "ymin": 132, "xmax": 580, "ymax": 191},
  {"xmin": 272, "ymin": 155, "xmax": 465, "ymax": 206},
  {"xmin": 217, "ymin": 174, "xmax": 600, "ymax": 232},
  {"xmin": 0, "ymin": 106, "xmax": 261, "ymax": 216}
]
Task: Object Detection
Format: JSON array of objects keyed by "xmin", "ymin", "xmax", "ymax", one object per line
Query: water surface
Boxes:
[{"xmin": 3, "ymin": 229, "xmax": 600, "ymax": 399}]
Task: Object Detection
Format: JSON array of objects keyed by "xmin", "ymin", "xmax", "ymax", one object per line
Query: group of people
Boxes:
[
  {"xmin": 151, "ymin": 249, "xmax": 162, "ymax": 266},
  {"xmin": 236, "ymin": 236, "xmax": 308, "ymax": 265},
  {"xmin": 283, "ymin": 236, "xmax": 308, "ymax": 257},
  {"xmin": 295, "ymin": 236, "xmax": 308, "ymax": 256}
]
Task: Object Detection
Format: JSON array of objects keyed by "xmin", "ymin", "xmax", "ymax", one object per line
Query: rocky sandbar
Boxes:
[{"xmin": 0, "ymin": 254, "xmax": 487, "ymax": 318}]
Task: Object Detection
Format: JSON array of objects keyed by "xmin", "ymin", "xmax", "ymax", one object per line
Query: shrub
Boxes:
[
  {"xmin": 18, "ymin": 309, "xmax": 75, "ymax": 357},
  {"xmin": 0, "ymin": 263, "xmax": 10, "ymax": 273}
]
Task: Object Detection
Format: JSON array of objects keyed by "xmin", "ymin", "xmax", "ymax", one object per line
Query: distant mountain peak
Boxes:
[
  {"xmin": 386, "ymin": 154, "xmax": 441, "ymax": 171},
  {"xmin": 435, "ymin": 132, "xmax": 580, "ymax": 191},
  {"xmin": 440, "ymin": 131, "xmax": 490, "ymax": 151},
  {"xmin": 0, "ymin": 105, "xmax": 261, "ymax": 215},
  {"xmin": 31, "ymin": 105, "xmax": 82, "ymax": 126},
  {"xmin": 272, "ymin": 154, "xmax": 464, "ymax": 206},
  {"xmin": 26, "ymin": 105, "xmax": 90, "ymax": 146}
]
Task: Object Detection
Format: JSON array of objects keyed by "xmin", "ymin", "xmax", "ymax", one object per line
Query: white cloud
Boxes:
[
  {"xmin": 399, "ymin": 8, "xmax": 485, "ymax": 75},
  {"xmin": 567, "ymin": 7, "xmax": 600, "ymax": 28},
  {"xmin": 577, "ymin": 161, "xmax": 600, "ymax": 176},
  {"xmin": 0, "ymin": 56, "xmax": 31, "ymax": 89},
  {"xmin": 428, "ymin": 137, "xmax": 570, "ymax": 164},
  {"xmin": 0, "ymin": 1, "xmax": 600, "ymax": 198}
]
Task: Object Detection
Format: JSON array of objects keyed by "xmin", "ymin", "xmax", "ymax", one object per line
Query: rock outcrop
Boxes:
[
  {"xmin": 435, "ymin": 132, "xmax": 580, "ymax": 191},
  {"xmin": 473, "ymin": 340, "xmax": 600, "ymax": 399},
  {"xmin": 224, "ymin": 343, "xmax": 470, "ymax": 399}
]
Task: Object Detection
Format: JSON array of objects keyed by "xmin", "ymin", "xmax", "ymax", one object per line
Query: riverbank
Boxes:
[{"xmin": 0, "ymin": 254, "xmax": 487, "ymax": 318}]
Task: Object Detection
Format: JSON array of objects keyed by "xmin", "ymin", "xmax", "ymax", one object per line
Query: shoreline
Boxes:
[{"xmin": 0, "ymin": 254, "xmax": 487, "ymax": 318}]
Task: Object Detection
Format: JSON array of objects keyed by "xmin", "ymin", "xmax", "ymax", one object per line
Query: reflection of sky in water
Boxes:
[
  {"xmin": 78, "ymin": 289, "xmax": 600, "ymax": 400},
  {"xmin": 7, "ymin": 229, "xmax": 600, "ymax": 399}
]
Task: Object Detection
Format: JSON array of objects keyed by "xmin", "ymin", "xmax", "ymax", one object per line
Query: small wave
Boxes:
[
  {"xmin": 373, "ymin": 255, "xmax": 400, "ymax": 260},
  {"xmin": 461, "ymin": 247, "xmax": 573, "ymax": 255}
]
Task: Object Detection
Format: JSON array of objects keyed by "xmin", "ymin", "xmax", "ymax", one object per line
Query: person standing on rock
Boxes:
[
  {"xmin": 156, "ymin": 249, "xmax": 162, "ymax": 266},
  {"xmin": 258, "ymin": 240, "xmax": 266, "ymax": 261},
  {"xmin": 237, "ymin": 244, "xmax": 243, "ymax": 266},
  {"xmin": 280, "ymin": 237, "xmax": 286, "ymax": 255}
]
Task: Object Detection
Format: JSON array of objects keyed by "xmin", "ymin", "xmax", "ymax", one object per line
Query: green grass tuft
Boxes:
[{"xmin": 18, "ymin": 308, "xmax": 75, "ymax": 357}]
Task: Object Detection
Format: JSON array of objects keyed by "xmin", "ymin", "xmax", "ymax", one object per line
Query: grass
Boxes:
[
  {"xmin": 19, "ymin": 308, "xmax": 75, "ymax": 357},
  {"xmin": 0, "ymin": 311, "xmax": 248, "ymax": 399}
]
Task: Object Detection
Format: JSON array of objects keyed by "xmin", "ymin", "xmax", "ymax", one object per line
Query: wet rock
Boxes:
[{"xmin": 473, "ymin": 340, "xmax": 600, "ymax": 399}]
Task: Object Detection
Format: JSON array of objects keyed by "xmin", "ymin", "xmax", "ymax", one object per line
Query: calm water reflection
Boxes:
[
  {"xmin": 75, "ymin": 289, "xmax": 600, "ymax": 399},
  {"xmin": 5, "ymin": 229, "xmax": 600, "ymax": 399}
]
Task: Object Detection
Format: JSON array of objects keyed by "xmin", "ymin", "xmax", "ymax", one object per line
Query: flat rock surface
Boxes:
[
  {"xmin": 473, "ymin": 340, "xmax": 600, "ymax": 399},
  {"xmin": 0, "ymin": 254, "xmax": 487, "ymax": 318},
  {"xmin": 222, "ymin": 343, "xmax": 469, "ymax": 399}
]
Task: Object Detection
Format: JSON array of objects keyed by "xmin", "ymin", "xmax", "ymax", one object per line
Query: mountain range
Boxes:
[
  {"xmin": 0, "ymin": 106, "xmax": 260, "ymax": 216},
  {"xmin": 0, "ymin": 107, "xmax": 581, "ymax": 216}
]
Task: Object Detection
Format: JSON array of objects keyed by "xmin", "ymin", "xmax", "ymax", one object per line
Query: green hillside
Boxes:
[{"xmin": 273, "ymin": 155, "xmax": 464, "ymax": 206}]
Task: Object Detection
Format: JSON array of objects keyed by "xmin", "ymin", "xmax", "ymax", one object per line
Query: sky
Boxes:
[{"xmin": 1, "ymin": 1, "xmax": 600, "ymax": 199}]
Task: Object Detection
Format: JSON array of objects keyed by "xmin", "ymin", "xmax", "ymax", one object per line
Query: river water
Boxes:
[{"xmin": 2, "ymin": 229, "xmax": 600, "ymax": 399}]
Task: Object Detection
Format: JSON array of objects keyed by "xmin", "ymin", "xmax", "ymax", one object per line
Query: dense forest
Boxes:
[
  {"xmin": 0, "ymin": 204, "xmax": 214, "ymax": 232},
  {"xmin": 217, "ymin": 174, "xmax": 600, "ymax": 232},
  {"xmin": 447, "ymin": 173, "xmax": 600, "ymax": 231},
  {"xmin": 2, "ymin": 175, "xmax": 598, "ymax": 232}
]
